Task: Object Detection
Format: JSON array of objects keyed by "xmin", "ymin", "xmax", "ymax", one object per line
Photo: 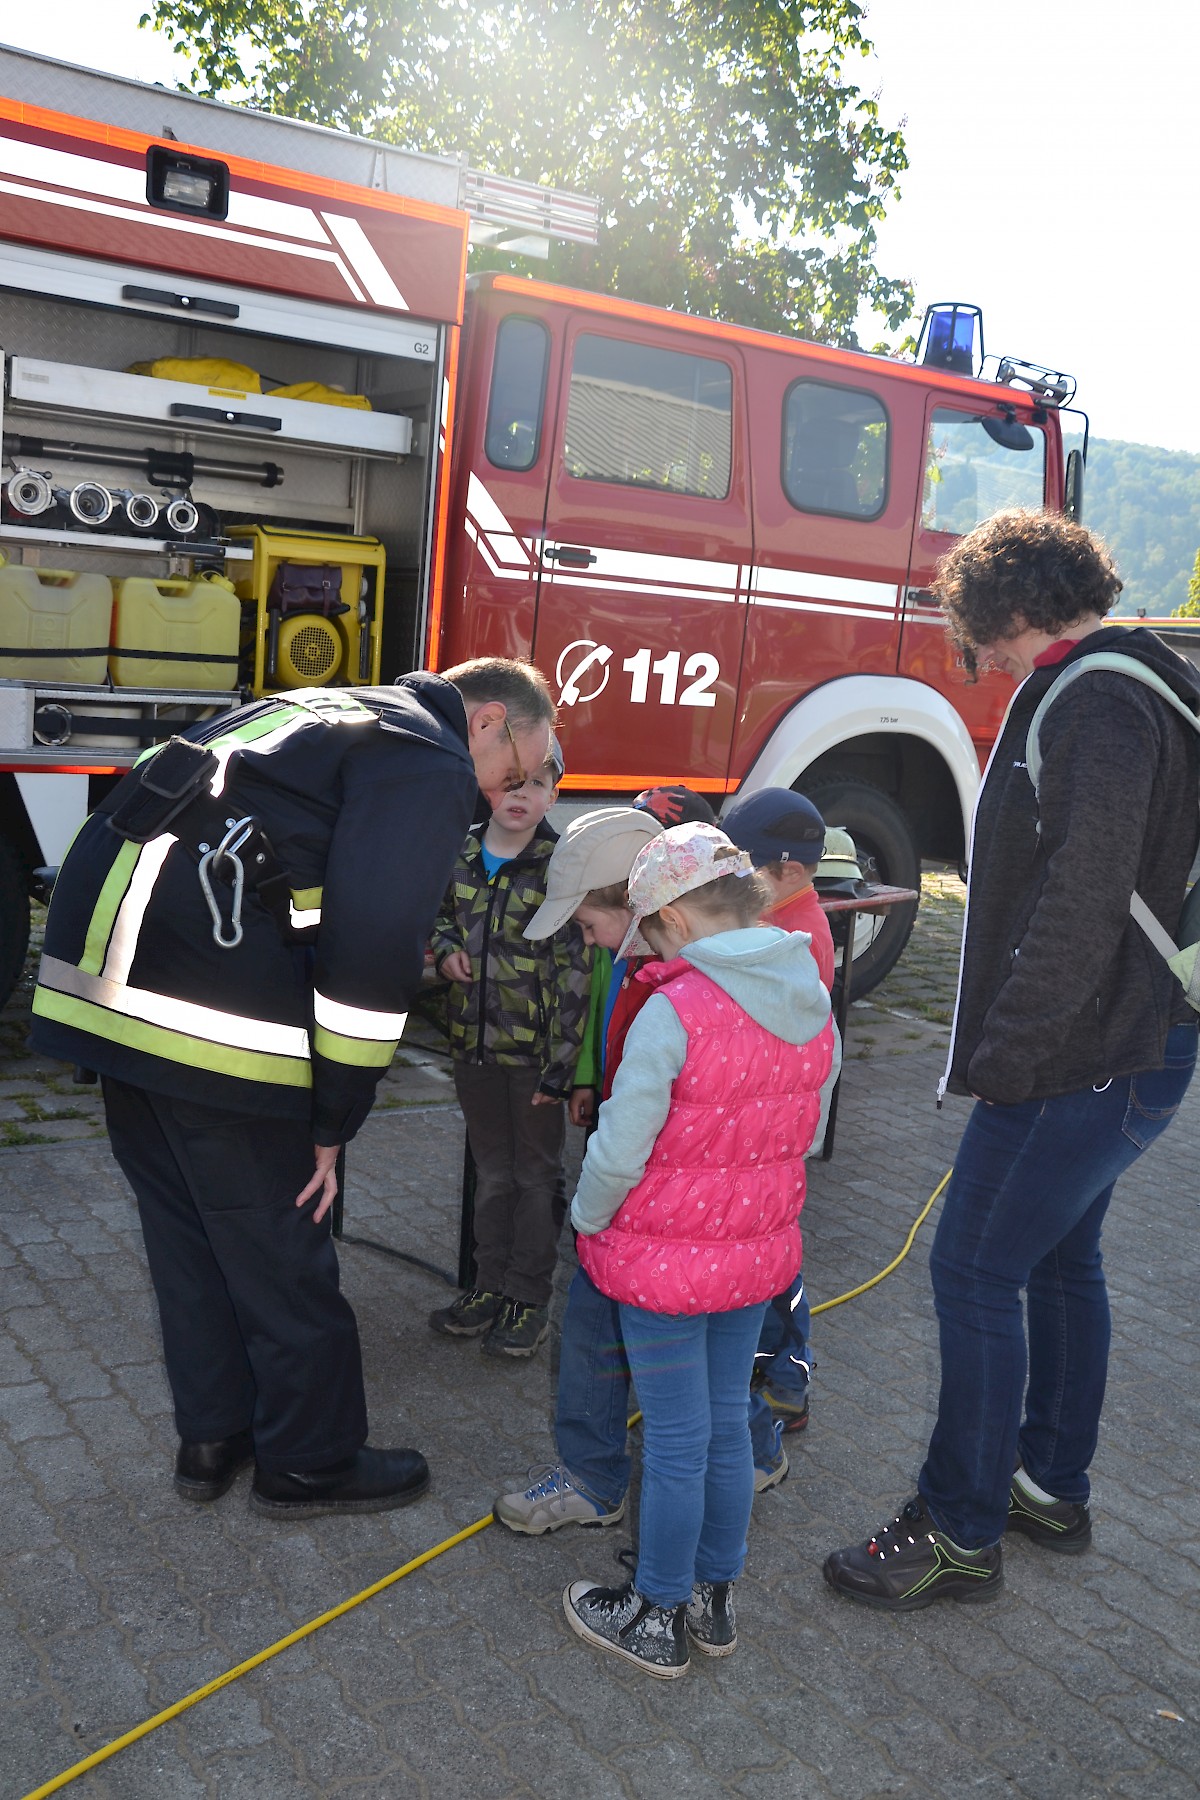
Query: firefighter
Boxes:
[{"xmin": 31, "ymin": 658, "xmax": 554, "ymax": 1518}]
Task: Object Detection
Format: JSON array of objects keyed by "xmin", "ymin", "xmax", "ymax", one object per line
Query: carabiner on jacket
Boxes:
[{"xmin": 198, "ymin": 816, "xmax": 255, "ymax": 948}]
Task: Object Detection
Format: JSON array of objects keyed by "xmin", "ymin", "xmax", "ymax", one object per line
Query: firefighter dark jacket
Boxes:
[{"xmin": 31, "ymin": 675, "xmax": 479, "ymax": 1145}]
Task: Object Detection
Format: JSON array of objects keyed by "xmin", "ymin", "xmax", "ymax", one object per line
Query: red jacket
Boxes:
[{"xmin": 763, "ymin": 884, "xmax": 835, "ymax": 993}]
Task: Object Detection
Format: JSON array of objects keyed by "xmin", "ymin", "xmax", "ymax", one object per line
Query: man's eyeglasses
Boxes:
[{"xmin": 501, "ymin": 718, "xmax": 527, "ymax": 792}]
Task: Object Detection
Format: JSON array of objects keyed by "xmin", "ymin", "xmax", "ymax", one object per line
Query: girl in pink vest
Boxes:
[{"xmin": 562, "ymin": 824, "xmax": 835, "ymax": 1678}]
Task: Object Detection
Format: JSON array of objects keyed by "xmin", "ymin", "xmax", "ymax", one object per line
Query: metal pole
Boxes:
[
  {"xmin": 457, "ymin": 1137, "xmax": 477, "ymax": 1292},
  {"xmin": 821, "ymin": 918, "xmax": 854, "ymax": 1162},
  {"xmin": 332, "ymin": 1145, "xmax": 347, "ymax": 1238}
]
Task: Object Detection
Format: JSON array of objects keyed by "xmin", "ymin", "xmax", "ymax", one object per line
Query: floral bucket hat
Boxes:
[{"xmin": 617, "ymin": 821, "xmax": 755, "ymax": 960}]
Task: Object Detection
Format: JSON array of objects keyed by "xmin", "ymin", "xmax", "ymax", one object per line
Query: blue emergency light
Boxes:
[{"xmin": 919, "ymin": 303, "xmax": 982, "ymax": 376}]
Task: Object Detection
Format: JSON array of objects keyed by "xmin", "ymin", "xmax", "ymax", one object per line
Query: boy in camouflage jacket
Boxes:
[{"xmin": 429, "ymin": 738, "xmax": 591, "ymax": 1358}]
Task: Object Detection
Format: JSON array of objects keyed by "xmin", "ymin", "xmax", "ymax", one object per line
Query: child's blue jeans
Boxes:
[
  {"xmin": 555, "ymin": 1267, "xmax": 780, "ymax": 1507},
  {"xmin": 618, "ymin": 1299, "xmax": 769, "ymax": 1608}
]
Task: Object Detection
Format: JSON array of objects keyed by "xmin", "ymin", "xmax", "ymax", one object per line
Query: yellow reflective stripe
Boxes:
[
  {"xmin": 313, "ymin": 990, "xmax": 408, "ymax": 1040},
  {"xmin": 33, "ymin": 987, "xmax": 312, "ymax": 1088},
  {"xmin": 313, "ymin": 1023, "xmax": 397, "ymax": 1068},
  {"xmin": 40, "ymin": 955, "xmax": 311, "ymax": 1059},
  {"xmin": 290, "ymin": 887, "xmax": 323, "ymax": 909},
  {"xmin": 81, "ymin": 840, "xmax": 142, "ymax": 976}
]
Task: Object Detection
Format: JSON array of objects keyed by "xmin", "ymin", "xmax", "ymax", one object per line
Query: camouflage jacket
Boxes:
[{"xmin": 431, "ymin": 824, "xmax": 592, "ymax": 1095}]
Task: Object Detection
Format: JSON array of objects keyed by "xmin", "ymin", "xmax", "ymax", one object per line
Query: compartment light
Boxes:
[{"xmin": 146, "ymin": 146, "xmax": 230, "ymax": 221}]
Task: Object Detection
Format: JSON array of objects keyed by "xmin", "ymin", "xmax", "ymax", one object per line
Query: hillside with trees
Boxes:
[{"xmin": 1086, "ymin": 438, "xmax": 1200, "ymax": 617}]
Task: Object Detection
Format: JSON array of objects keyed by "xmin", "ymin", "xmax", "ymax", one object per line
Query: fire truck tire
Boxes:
[
  {"xmin": 802, "ymin": 776, "xmax": 920, "ymax": 1000},
  {"xmin": 0, "ymin": 837, "xmax": 31, "ymax": 1011}
]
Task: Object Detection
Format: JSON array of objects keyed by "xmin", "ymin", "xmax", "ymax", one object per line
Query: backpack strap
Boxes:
[
  {"xmin": 1025, "ymin": 651, "xmax": 1200, "ymax": 795},
  {"xmin": 1024, "ymin": 651, "xmax": 1200, "ymax": 1005}
]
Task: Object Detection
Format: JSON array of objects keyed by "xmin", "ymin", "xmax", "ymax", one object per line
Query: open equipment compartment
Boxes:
[{"xmin": 0, "ymin": 271, "xmax": 444, "ymax": 714}]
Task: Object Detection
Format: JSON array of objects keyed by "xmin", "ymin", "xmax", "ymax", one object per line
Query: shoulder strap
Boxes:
[
  {"xmin": 1025, "ymin": 651, "xmax": 1200, "ymax": 795},
  {"xmin": 1024, "ymin": 650, "xmax": 1200, "ymax": 979}
]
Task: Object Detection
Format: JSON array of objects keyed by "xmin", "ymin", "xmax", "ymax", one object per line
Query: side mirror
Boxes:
[{"xmin": 1064, "ymin": 447, "xmax": 1085, "ymax": 522}]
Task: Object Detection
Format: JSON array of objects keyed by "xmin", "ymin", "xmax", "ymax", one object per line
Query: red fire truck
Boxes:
[{"xmin": 0, "ymin": 45, "xmax": 1086, "ymax": 1005}]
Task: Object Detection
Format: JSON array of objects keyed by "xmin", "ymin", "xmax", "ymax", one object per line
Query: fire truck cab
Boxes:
[{"xmin": 441, "ymin": 280, "xmax": 1080, "ymax": 988}]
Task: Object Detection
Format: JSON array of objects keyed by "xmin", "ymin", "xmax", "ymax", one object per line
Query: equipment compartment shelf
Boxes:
[
  {"xmin": 0, "ymin": 523, "xmax": 251, "ymax": 559},
  {"xmin": 7, "ymin": 357, "xmax": 413, "ymax": 458}
]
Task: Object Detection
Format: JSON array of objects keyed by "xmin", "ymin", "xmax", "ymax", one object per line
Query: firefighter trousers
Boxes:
[{"xmin": 103, "ymin": 1077, "xmax": 369, "ymax": 1473}]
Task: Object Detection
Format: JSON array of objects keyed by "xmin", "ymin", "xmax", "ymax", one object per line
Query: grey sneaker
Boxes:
[
  {"xmin": 686, "ymin": 1580, "xmax": 737, "ymax": 1657},
  {"xmin": 1008, "ymin": 1464, "xmax": 1092, "ymax": 1554},
  {"xmin": 563, "ymin": 1578, "xmax": 689, "ymax": 1679},
  {"xmin": 429, "ymin": 1288, "xmax": 504, "ymax": 1338},
  {"xmin": 494, "ymin": 1464, "xmax": 625, "ymax": 1535},
  {"xmin": 481, "ymin": 1299, "xmax": 549, "ymax": 1358},
  {"xmin": 754, "ymin": 1422, "xmax": 789, "ymax": 1494}
]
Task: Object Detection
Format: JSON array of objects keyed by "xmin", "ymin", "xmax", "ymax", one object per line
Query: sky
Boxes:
[{"xmin": 2, "ymin": 1, "xmax": 1196, "ymax": 454}]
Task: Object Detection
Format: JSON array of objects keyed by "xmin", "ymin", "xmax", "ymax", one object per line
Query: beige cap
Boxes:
[{"xmin": 524, "ymin": 807, "xmax": 664, "ymax": 940}]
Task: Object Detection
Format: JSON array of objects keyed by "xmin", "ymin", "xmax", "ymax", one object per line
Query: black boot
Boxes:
[
  {"xmin": 250, "ymin": 1446, "xmax": 430, "ymax": 1519},
  {"xmin": 174, "ymin": 1429, "xmax": 254, "ymax": 1502}
]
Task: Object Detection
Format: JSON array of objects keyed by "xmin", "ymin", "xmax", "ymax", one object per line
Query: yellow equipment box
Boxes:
[{"xmin": 227, "ymin": 526, "xmax": 385, "ymax": 694}]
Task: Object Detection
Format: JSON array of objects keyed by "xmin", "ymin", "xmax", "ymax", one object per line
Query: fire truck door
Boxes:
[
  {"xmin": 902, "ymin": 396, "xmax": 1049, "ymax": 757},
  {"xmin": 533, "ymin": 321, "xmax": 751, "ymax": 790}
]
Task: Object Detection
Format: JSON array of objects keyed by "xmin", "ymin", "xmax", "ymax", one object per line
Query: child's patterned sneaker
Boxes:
[
  {"xmin": 563, "ymin": 1579, "xmax": 689, "ymax": 1678},
  {"xmin": 1008, "ymin": 1464, "xmax": 1093, "ymax": 1554},
  {"xmin": 823, "ymin": 1495, "xmax": 1003, "ymax": 1611},
  {"xmin": 428, "ymin": 1288, "xmax": 504, "ymax": 1338},
  {"xmin": 481, "ymin": 1299, "xmax": 549, "ymax": 1358},
  {"xmin": 686, "ymin": 1580, "xmax": 737, "ymax": 1657},
  {"xmin": 494, "ymin": 1464, "xmax": 625, "ymax": 1535}
]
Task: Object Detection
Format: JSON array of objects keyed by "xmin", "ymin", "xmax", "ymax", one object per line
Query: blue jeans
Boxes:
[
  {"xmin": 555, "ymin": 1268, "xmax": 780, "ymax": 1506},
  {"xmin": 618, "ymin": 1301, "xmax": 768, "ymax": 1607},
  {"xmin": 753, "ymin": 1272, "xmax": 812, "ymax": 1397},
  {"xmin": 919, "ymin": 1022, "xmax": 1197, "ymax": 1549}
]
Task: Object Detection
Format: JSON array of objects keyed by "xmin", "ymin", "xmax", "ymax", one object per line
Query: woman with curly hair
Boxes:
[{"xmin": 824, "ymin": 508, "xmax": 1200, "ymax": 1611}]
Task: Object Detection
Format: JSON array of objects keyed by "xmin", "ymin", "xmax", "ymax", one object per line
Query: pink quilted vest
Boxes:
[{"xmin": 579, "ymin": 959, "xmax": 834, "ymax": 1315}]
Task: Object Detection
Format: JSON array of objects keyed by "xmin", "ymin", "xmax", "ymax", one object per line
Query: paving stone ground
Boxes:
[{"xmin": 3, "ymin": 870, "xmax": 1199, "ymax": 1798}]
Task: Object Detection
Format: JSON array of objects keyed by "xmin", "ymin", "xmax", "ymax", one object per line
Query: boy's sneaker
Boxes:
[
  {"xmin": 686, "ymin": 1580, "xmax": 737, "ymax": 1657},
  {"xmin": 428, "ymin": 1287, "xmax": 504, "ymax": 1338},
  {"xmin": 753, "ymin": 1430, "xmax": 789, "ymax": 1494},
  {"xmin": 1008, "ymin": 1464, "xmax": 1092, "ymax": 1554},
  {"xmin": 494, "ymin": 1464, "xmax": 626, "ymax": 1535},
  {"xmin": 481, "ymin": 1299, "xmax": 549, "ymax": 1358},
  {"xmin": 823, "ymin": 1495, "xmax": 1003, "ymax": 1612},
  {"xmin": 757, "ymin": 1377, "xmax": 810, "ymax": 1433},
  {"xmin": 563, "ymin": 1578, "xmax": 689, "ymax": 1679}
]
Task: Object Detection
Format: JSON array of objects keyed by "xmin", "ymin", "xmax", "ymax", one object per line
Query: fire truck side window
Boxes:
[
  {"xmin": 562, "ymin": 335, "xmax": 732, "ymax": 499},
  {"xmin": 782, "ymin": 380, "xmax": 888, "ymax": 519},
  {"xmin": 485, "ymin": 316, "xmax": 551, "ymax": 471},
  {"xmin": 921, "ymin": 408, "xmax": 1046, "ymax": 536}
]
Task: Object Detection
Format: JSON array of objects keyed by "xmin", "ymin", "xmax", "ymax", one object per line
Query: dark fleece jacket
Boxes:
[{"xmin": 946, "ymin": 626, "xmax": 1200, "ymax": 1105}]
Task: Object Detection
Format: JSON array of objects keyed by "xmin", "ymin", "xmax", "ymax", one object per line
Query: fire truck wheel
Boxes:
[
  {"xmin": 803, "ymin": 776, "xmax": 920, "ymax": 1000},
  {"xmin": 0, "ymin": 837, "xmax": 31, "ymax": 1011}
]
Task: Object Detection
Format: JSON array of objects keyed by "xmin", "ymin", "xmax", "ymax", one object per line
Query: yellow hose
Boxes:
[
  {"xmin": 21, "ymin": 1516, "xmax": 493, "ymax": 1800},
  {"xmin": 811, "ymin": 1170, "xmax": 951, "ymax": 1314}
]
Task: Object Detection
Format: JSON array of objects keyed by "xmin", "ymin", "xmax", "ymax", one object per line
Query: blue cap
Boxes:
[{"xmin": 722, "ymin": 789, "xmax": 826, "ymax": 867}]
